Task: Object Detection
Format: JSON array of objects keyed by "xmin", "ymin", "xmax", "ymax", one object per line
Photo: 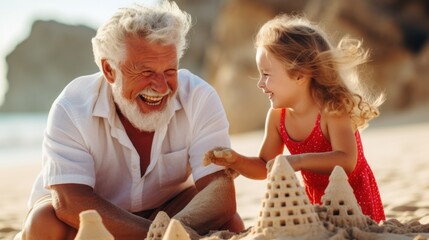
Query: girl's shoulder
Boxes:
[
  {"xmin": 321, "ymin": 110, "xmax": 355, "ymax": 133},
  {"xmin": 267, "ymin": 108, "xmax": 283, "ymax": 120},
  {"xmin": 268, "ymin": 107, "xmax": 283, "ymax": 116},
  {"xmin": 320, "ymin": 107, "xmax": 352, "ymax": 122},
  {"xmin": 267, "ymin": 108, "xmax": 283, "ymax": 128}
]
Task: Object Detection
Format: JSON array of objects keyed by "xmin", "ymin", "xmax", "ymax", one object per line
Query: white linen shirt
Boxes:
[{"xmin": 28, "ymin": 69, "xmax": 228, "ymax": 212}]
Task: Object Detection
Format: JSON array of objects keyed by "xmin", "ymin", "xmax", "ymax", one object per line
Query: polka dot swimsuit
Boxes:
[{"xmin": 279, "ymin": 108, "xmax": 385, "ymax": 222}]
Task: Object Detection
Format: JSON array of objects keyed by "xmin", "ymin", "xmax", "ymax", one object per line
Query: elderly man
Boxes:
[{"xmin": 20, "ymin": 1, "xmax": 244, "ymax": 239}]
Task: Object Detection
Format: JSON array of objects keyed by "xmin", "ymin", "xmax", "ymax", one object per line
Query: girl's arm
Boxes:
[
  {"xmin": 205, "ymin": 149, "xmax": 267, "ymax": 179},
  {"xmin": 204, "ymin": 108, "xmax": 285, "ymax": 179},
  {"xmin": 287, "ymin": 112, "xmax": 358, "ymax": 174},
  {"xmin": 259, "ymin": 108, "xmax": 286, "ymax": 169}
]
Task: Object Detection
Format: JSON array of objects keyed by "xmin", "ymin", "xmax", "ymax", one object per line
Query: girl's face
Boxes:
[{"xmin": 256, "ymin": 47, "xmax": 301, "ymax": 109}]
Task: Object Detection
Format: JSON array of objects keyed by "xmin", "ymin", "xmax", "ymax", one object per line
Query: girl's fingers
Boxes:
[{"xmin": 213, "ymin": 149, "xmax": 233, "ymax": 160}]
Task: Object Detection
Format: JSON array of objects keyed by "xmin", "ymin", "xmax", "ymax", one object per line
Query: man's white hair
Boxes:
[{"xmin": 92, "ymin": 1, "xmax": 191, "ymax": 70}]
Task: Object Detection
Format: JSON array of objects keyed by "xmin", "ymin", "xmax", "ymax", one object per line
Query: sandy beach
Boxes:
[{"xmin": 1, "ymin": 106, "xmax": 429, "ymax": 239}]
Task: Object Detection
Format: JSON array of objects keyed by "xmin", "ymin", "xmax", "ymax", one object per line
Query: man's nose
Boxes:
[{"xmin": 151, "ymin": 73, "xmax": 169, "ymax": 94}]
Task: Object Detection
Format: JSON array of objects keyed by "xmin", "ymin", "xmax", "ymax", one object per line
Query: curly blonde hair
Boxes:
[{"xmin": 255, "ymin": 14, "xmax": 384, "ymax": 129}]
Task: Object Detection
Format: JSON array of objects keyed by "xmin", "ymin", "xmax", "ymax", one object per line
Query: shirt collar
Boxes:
[{"xmin": 92, "ymin": 74, "xmax": 116, "ymax": 120}]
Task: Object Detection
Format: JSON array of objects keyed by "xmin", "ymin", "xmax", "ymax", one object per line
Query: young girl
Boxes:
[{"xmin": 205, "ymin": 14, "xmax": 385, "ymax": 223}]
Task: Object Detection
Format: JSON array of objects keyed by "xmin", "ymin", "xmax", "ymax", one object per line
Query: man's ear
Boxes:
[{"xmin": 101, "ymin": 59, "xmax": 116, "ymax": 84}]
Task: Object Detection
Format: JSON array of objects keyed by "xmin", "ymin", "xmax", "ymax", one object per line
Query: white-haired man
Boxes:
[{"xmin": 20, "ymin": 1, "xmax": 244, "ymax": 239}]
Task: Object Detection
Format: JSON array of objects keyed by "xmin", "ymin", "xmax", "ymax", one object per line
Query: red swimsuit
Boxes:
[{"xmin": 279, "ymin": 109, "xmax": 385, "ymax": 222}]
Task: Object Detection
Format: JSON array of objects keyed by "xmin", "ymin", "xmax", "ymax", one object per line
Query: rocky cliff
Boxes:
[{"xmin": 1, "ymin": 20, "xmax": 97, "ymax": 112}]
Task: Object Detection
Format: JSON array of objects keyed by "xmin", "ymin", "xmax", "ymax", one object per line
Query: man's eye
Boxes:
[
  {"xmin": 141, "ymin": 71, "xmax": 153, "ymax": 77},
  {"xmin": 165, "ymin": 69, "xmax": 177, "ymax": 76}
]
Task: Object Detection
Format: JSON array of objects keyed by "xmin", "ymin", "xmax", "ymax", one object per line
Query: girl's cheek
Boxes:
[{"xmin": 265, "ymin": 80, "xmax": 272, "ymax": 89}]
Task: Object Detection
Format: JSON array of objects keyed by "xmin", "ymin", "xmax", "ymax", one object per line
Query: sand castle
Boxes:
[
  {"xmin": 75, "ymin": 155, "xmax": 429, "ymax": 240},
  {"xmin": 146, "ymin": 211, "xmax": 171, "ymax": 240},
  {"xmin": 145, "ymin": 212, "xmax": 191, "ymax": 240},
  {"xmin": 320, "ymin": 166, "xmax": 369, "ymax": 229},
  {"xmin": 247, "ymin": 156, "xmax": 329, "ymax": 239},
  {"xmin": 74, "ymin": 209, "xmax": 114, "ymax": 240},
  {"xmin": 162, "ymin": 219, "xmax": 191, "ymax": 240}
]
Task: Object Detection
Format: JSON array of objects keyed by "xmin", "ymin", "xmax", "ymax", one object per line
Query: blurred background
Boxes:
[
  {"xmin": 0, "ymin": 1, "xmax": 429, "ymax": 237},
  {"xmin": 0, "ymin": 0, "xmax": 428, "ymax": 164}
]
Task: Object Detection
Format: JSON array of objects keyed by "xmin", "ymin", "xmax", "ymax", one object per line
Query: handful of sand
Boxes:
[{"xmin": 202, "ymin": 147, "xmax": 234, "ymax": 166}]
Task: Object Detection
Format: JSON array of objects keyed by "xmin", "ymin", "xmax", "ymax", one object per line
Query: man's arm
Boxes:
[
  {"xmin": 172, "ymin": 170, "xmax": 237, "ymax": 235},
  {"xmin": 51, "ymin": 184, "xmax": 151, "ymax": 240}
]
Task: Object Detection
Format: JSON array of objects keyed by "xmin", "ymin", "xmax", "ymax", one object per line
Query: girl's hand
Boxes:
[
  {"xmin": 203, "ymin": 147, "xmax": 237, "ymax": 167},
  {"xmin": 266, "ymin": 159, "xmax": 275, "ymax": 173}
]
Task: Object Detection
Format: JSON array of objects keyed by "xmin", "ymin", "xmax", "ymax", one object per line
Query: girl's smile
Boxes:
[{"xmin": 255, "ymin": 47, "xmax": 301, "ymax": 109}]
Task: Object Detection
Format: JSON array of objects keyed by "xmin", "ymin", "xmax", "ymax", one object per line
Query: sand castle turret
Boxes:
[
  {"xmin": 321, "ymin": 166, "xmax": 369, "ymax": 229},
  {"xmin": 251, "ymin": 155, "xmax": 327, "ymax": 239},
  {"xmin": 74, "ymin": 210, "xmax": 114, "ymax": 240},
  {"xmin": 162, "ymin": 219, "xmax": 191, "ymax": 240},
  {"xmin": 146, "ymin": 211, "xmax": 171, "ymax": 240}
]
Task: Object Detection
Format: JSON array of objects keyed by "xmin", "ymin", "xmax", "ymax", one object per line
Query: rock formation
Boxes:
[{"xmin": 1, "ymin": 20, "xmax": 97, "ymax": 112}]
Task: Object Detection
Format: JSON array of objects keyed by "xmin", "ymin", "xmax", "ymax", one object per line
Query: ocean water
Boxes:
[{"xmin": 0, "ymin": 113, "xmax": 48, "ymax": 166}]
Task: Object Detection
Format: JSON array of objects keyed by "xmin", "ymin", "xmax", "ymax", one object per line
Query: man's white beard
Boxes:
[{"xmin": 111, "ymin": 72, "xmax": 176, "ymax": 132}]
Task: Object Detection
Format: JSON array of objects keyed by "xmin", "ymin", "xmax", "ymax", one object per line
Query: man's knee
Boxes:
[
  {"xmin": 221, "ymin": 212, "xmax": 245, "ymax": 233},
  {"xmin": 21, "ymin": 200, "xmax": 76, "ymax": 240}
]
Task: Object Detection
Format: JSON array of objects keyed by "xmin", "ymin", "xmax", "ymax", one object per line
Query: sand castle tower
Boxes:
[
  {"xmin": 74, "ymin": 210, "xmax": 114, "ymax": 240},
  {"xmin": 321, "ymin": 166, "xmax": 368, "ymax": 229},
  {"xmin": 146, "ymin": 211, "xmax": 171, "ymax": 240},
  {"xmin": 162, "ymin": 219, "xmax": 191, "ymax": 240},
  {"xmin": 251, "ymin": 155, "xmax": 327, "ymax": 239}
]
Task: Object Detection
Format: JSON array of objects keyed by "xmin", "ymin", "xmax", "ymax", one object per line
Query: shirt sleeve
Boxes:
[
  {"xmin": 188, "ymin": 84, "xmax": 230, "ymax": 181},
  {"xmin": 42, "ymin": 99, "xmax": 96, "ymax": 189}
]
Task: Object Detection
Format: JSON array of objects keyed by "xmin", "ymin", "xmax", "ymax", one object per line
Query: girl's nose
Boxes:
[{"xmin": 257, "ymin": 77, "xmax": 266, "ymax": 89}]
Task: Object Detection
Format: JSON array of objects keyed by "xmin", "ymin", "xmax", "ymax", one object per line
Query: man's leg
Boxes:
[
  {"xmin": 220, "ymin": 212, "xmax": 245, "ymax": 233},
  {"xmin": 134, "ymin": 186, "xmax": 199, "ymax": 220},
  {"xmin": 135, "ymin": 186, "xmax": 245, "ymax": 233},
  {"xmin": 21, "ymin": 196, "xmax": 77, "ymax": 240}
]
